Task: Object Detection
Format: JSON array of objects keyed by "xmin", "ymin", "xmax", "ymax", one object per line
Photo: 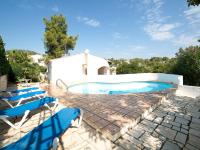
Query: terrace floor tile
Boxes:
[
  {"xmin": 39, "ymin": 84, "xmax": 167, "ymax": 141},
  {"xmin": 1, "ymin": 84, "xmax": 186, "ymax": 149}
]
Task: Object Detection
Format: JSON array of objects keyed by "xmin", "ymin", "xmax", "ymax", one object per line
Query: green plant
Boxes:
[
  {"xmin": 0, "ymin": 35, "xmax": 9, "ymax": 75},
  {"xmin": 7, "ymin": 50, "xmax": 46, "ymax": 82},
  {"xmin": 43, "ymin": 14, "xmax": 78, "ymax": 61},
  {"xmin": 187, "ymin": 0, "xmax": 200, "ymax": 6},
  {"xmin": 172, "ymin": 46, "xmax": 200, "ymax": 86}
]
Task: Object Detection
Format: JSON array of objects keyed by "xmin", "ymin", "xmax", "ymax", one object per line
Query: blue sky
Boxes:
[{"xmin": 0, "ymin": 0, "xmax": 200, "ymax": 58}]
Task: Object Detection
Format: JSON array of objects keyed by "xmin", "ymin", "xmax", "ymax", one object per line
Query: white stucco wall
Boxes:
[
  {"xmin": 48, "ymin": 52, "xmax": 110, "ymax": 85},
  {"xmin": 86, "ymin": 73, "xmax": 183, "ymax": 85},
  {"xmin": 87, "ymin": 54, "xmax": 110, "ymax": 76},
  {"xmin": 175, "ymin": 85, "xmax": 200, "ymax": 98},
  {"xmin": 48, "ymin": 54, "xmax": 85, "ymax": 84},
  {"xmin": 48, "ymin": 51, "xmax": 183, "ymax": 87}
]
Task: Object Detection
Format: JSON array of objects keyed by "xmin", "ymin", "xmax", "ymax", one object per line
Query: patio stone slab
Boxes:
[
  {"xmin": 116, "ymin": 139, "xmax": 140, "ymax": 150},
  {"xmin": 187, "ymin": 135, "xmax": 200, "ymax": 148},
  {"xmin": 1, "ymin": 84, "xmax": 200, "ymax": 149},
  {"xmin": 42, "ymin": 84, "xmax": 166, "ymax": 141},
  {"xmin": 155, "ymin": 125, "xmax": 177, "ymax": 140},
  {"xmin": 140, "ymin": 132, "xmax": 163, "ymax": 149},
  {"xmin": 189, "ymin": 128, "xmax": 200, "ymax": 138},
  {"xmin": 175, "ymin": 132, "xmax": 187, "ymax": 144},
  {"xmin": 162, "ymin": 141, "xmax": 180, "ymax": 150}
]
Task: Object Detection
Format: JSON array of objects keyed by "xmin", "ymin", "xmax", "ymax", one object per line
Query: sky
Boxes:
[{"xmin": 0, "ymin": 0, "xmax": 200, "ymax": 59}]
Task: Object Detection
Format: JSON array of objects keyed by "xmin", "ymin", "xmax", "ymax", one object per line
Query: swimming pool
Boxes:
[{"xmin": 68, "ymin": 81, "xmax": 174, "ymax": 94}]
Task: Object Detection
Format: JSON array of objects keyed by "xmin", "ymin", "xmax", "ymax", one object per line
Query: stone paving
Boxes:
[
  {"xmin": 114, "ymin": 95, "xmax": 200, "ymax": 150},
  {"xmin": 61, "ymin": 93, "xmax": 166, "ymax": 141},
  {"xmin": 42, "ymin": 85, "xmax": 171, "ymax": 141},
  {"xmin": 0, "ymin": 85, "xmax": 200, "ymax": 149}
]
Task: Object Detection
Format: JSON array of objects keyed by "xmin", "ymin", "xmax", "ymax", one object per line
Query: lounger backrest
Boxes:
[
  {"xmin": 1, "ymin": 108, "xmax": 80, "ymax": 150},
  {"xmin": 6, "ymin": 90, "xmax": 46, "ymax": 101},
  {"xmin": 0, "ymin": 97, "xmax": 56, "ymax": 117}
]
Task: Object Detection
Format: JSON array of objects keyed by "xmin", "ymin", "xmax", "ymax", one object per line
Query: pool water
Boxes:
[{"xmin": 68, "ymin": 82, "xmax": 173, "ymax": 94}]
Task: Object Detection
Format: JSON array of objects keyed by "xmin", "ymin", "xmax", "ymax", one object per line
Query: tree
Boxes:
[
  {"xmin": 187, "ymin": 0, "xmax": 200, "ymax": 42},
  {"xmin": 7, "ymin": 49, "xmax": 37, "ymax": 55},
  {"xmin": 172, "ymin": 46, "xmax": 200, "ymax": 86},
  {"xmin": 43, "ymin": 15, "xmax": 78, "ymax": 60},
  {"xmin": 0, "ymin": 35, "xmax": 9, "ymax": 75},
  {"xmin": 187, "ymin": 0, "xmax": 200, "ymax": 6},
  {"xmin": 113, "ymin": 57, "xmax": 173, "ymax": 74},
  {"xmin": 7, "ymin": 50, "xmax": 46, "ymax": 82}
]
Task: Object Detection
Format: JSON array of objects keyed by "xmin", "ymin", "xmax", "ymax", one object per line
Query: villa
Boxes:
[
  {"xmin": 48, "ymin": 50, "xmax": 110, "ymax": 85},
  {"xmin": 0, "ymin": 46, "xmax": 200, "ymax": 150},
  {"xmin": 30, "ymin": 54, "xmax": 46, "ymax": 67},
  {"xmin": 0, "ymin": 0, "xmax": 200, "ymax": 150},
  {"xmin": 1, "ymin": 49, "xmax": 200, "ymax": 149},
  {"xmin": 0, "ymin": 0, "xmax": 200, "ymax": 148}
]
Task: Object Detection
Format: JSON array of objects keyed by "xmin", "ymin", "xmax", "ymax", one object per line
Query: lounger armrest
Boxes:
[
  {"xmin": 78, "ymin": 109, "xmax": 83, "ymax": 127},
  {"xmin": 7, "ymin": 92, "xmax": 13, "ymax": 97},
  {"xmin": 17, "ymin": 110, "xmax": 30, "ymax": 127},
  {"xmin": 1, "ymin": 99, "xmax": 14, "ymax": 108},
  {"xmin": 2, "ymin": 98, "xmax": 8, "ymax": 101},
  {"xmin": 44, "ymin": 97, "xmax": 59, "ymax": 112},
  {"xmin": 53, "ymin": 98, "xmax": 59, "ymax": 111},
  {"xmin": 70, "ymin": 109, "xmax": 83, "ymax": 128},
  {"xmin": 0, "ymin": 110, "xmax": 30, "ymax": 129},
  {"xmin": 53, "ymin": 98, "xmax": 59, "ymax": 105},
  {"xmin": 0, "ymin": 115, "xmax": 9, "ymax": 120},
  {"xmin": 44, "ymin": 91, "xmax": 48, "ymax": 96},
  {"xmin": 52, "ymin": 137, "xmax": 59, "ymax": 150}
]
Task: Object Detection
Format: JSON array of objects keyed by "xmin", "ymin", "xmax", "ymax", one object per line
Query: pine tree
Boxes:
[
  {"xmin": 187, "ymin": 0, "xmax": 200, "ymax": 6},
  {"xmin": 43, "ymin": 14, "xmax": 78, "ymax": 60},
  {"xmin": 0, "ymin": 35, "xmax": 9, "ymax": 75}
]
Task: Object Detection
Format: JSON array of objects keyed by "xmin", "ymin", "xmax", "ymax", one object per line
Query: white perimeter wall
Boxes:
[
  {"xmin": 86, "ymin": 73, "xmax": 183, "ymax": 85},
  {"xmin": 175, "ymin": 85, "xmax": 200, "ymax": 98},
  {"xmin": 60, "ymin": 73, "xmax": 182, "ymax": 86}
]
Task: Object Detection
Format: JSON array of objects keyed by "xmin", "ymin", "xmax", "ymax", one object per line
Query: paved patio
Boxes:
[
  {"xmin": 0, "ymin": 85, "xmax": 200, "ymax": 149},
  {"xmin": 42, "ymin": 85, "xmax": 173, "ymax": 141}
]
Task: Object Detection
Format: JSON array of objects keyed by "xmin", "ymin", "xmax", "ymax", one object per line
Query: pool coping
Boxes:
[
  {"xmin": 87, "ymin": 89, "xmax": 176, "ymax": 141},
  {"xmin": 41, "ymin": 84, "xmax": 177, "ymax": 142},
  {"xmin": 66, "ymin": 87, "xmax": 177, "ymax": 141},
  {"xmin": 67, "ymin": 82, "xmax": 177, "ymax": 95}
]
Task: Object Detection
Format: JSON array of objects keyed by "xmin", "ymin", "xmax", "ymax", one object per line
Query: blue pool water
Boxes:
[{"xmin": 68, "ymin": 82, "xmax": 173, "ymax": 94}]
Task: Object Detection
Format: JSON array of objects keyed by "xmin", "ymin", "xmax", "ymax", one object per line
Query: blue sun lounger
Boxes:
[
  {"xmin": 0, "ymin": 87, "xmax": 40, "ymax": 98},
  {"xmin": 6, "ymin": 87, "xmax": 40, "ymax": 95},
  {"xmin": 0, "ymin": 90, "xmax": 46, "ymax": 108},
  {"xmin": 0, "ymin": 108, "xmax": 83, "ymax": 150},
  {"xmin": 0, "ymin": 96, "xmax": 58, "ymax": 129}
]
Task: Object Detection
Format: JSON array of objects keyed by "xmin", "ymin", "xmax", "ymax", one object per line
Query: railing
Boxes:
[{"xmin": 56, "ymin": 79, "xmax": 69, "ymax": 92}]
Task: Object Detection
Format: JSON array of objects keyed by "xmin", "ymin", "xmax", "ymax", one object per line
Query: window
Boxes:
[{"xmin": 82, "ymin": 64, "xmax": 87, "ymax": 75}]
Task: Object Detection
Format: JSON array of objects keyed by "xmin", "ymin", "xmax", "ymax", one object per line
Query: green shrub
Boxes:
[
  {"xmin": 0, "ymin": 36, "xmax": 9, "ymax": 75},
  {"xmin": 114, "ymin": 57, "xmax": 174, "ymax": 74},
  {"xmin": 172, "ymin": 46, "xmax": 200, "ymax": 86},
  {"xmin": 7, "ymin": 50, "xmax": 46, "ymax": 82},
  {"xmin": 111, "ymin": 46, "xmax": 200, "ymax": 86}
]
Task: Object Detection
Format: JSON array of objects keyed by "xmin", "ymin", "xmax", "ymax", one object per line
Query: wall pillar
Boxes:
[{"xmin": 0, "ymin": 75, "xmax": 7, "ymax": 91}]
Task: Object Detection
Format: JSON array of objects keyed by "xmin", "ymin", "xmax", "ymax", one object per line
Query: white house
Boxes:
[
  {"xmin": 30, "ymin": 54, "xmax": 45, "ymax": 67},
  {"xmin": 47, "ymin": 50, "xmax": 110, "ymax": 85}
]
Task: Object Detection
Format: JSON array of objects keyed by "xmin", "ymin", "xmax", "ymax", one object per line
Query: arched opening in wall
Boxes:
[
  {"xmin": 82, "ymin": 64, "xmax": 87, "ymax": 75},
  {"xmin": 98, "ymin": 66, "xmax": 109, "ymax": 75}
]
